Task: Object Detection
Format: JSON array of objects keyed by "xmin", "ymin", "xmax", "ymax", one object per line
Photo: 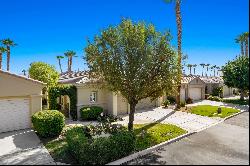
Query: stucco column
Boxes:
[{"xmin": 112, "ymin": 92, "xmax": 118, "ymax": 116}]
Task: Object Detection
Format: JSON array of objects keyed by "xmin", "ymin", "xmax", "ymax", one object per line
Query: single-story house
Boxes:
[
  {"xmin": 58, "ymin": 71, "xmax": 163, "ymax": 119},
  {"xmin": 0, "ymin": 70, "xmax": 45, "ymax": 133}
]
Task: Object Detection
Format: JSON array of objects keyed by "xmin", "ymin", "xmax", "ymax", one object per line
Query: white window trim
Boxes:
[{"xmin": 89, "ymin": 91, "xmax": 97, "ymax": 103}]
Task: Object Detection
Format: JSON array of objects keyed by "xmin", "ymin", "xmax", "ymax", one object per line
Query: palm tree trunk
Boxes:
[
  {"xmin": 175, "ymin": 0, "xmax": 182, "ymax": 109},
  {"xmin": 59, "ymin": 59, "xmax": 63, "ymax": 73},
  {"xmin": 245, "ymin": 40, "xmax": 248, "ymax": 57},
  {"xmin": 0, "ymin": 53, "xmax": 2, "ymax": 70},
  {"xmin": 70, "ymin": 57, "xmax": 73, "ymax": 72},
  {"xmin": 194, "ymin": 68, "xmax": 195, "ymax": 75},
  {"xmin": 189, "ymin": 67, "xmax": 191, "ymax": 75},
  {"xmin": 7, "ymin": 46, "xmax": 10, "ymax": 71},
  {"xmin": 67, "ymin": 58, "xmax": 70, "ymax": 72},
  {"xmin": 241, "ymin": 42, "xmax": 244, "ymax": 56}
]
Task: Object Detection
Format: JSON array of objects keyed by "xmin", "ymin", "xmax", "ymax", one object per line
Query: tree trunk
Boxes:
[
  {"xmin": 175, "ymin": 0, "xmax": 182, "ymax": 109},
  {"xmin": 7, "ymin": 46, "xmax": 10, "ymax": 71},
  {"xmin": 0, "ymin": 53, "xmax": 2, "ymax": 69},
  {"xmin": 241, "ymin": 42, "xmax": 244, "ymax": 56},
  {"xmin": 128, "ymin": 102, "xmax": 137, "ymax": 131},
  {"xmin": 245, "ymin": 39, "xmax": 248, "ymax": 57},
  {"xmin": 67, "ymin": 57, "xmax": 70, "ymax": 72},
  {"xmin": 59, "ymin": 59, "xmax": 63, "ymax": 73},
  {"xmin": 240, "ymin": 90, "xmax": 244, "ymax": 100}
]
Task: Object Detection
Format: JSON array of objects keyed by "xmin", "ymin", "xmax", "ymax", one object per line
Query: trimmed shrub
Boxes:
[
  {"xmin": 66, "ymin": 127, "xmax": 135, "ymax": 165},
  {"xmin": 186, "ymin": 97, "xmax": 193, "ymax": 104},
  {"xmin": 180, "ymin": 101, "xmax": 186, "ymax": 107},
  {"xmin": 207, "ymin": 95, "xmax": 223, "ymax": 102},
  {"xmin": 80, "ymin": 106, "xmax": 103, "ymax": 120},
  {"xmin": 32, "ymin": 110, "xmax": 65, "ymax": 138},
  {"xmin": 162, "ymin": 99, "xmax": 170, "ymax": 108},
  {"xmin": 167, "ymin": 96, "xmax": 176, "ymax": 104}
]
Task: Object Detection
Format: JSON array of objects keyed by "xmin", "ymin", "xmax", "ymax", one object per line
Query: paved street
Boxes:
[
  {"xmin": 126, "ymin": 112, "xmax": 249, "ymax": 165},
  {"xmin": 0, "ymin": 129, "xmax": 55, "ymax": 165}
]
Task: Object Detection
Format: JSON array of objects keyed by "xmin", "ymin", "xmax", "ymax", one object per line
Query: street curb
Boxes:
[
  {"xmin": 106, "ymin": 132, "xmax": 195, "ymax": 165},
  {"xmin": 224, "ymin": 110, "xmax": 247, "ymax": 120}
]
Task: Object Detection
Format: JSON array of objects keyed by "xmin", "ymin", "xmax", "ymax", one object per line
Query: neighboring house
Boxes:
[
  {"xmin": 180, "ymin": 75, "xmax": 206, "ymax": 102},
  {"xmin": 58, "ymin": 71, "xmax": 162, "ymax": 119},
  {"xmin": 0, "ymin": 70, "xmax": 45, "ymax": 133}
]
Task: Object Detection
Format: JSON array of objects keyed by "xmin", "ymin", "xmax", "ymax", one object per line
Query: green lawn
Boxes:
[
  {"xmin": 44, "ymin": 123, "xmax": 186, "ymax": 164},
  {"xmin": 222, "ymin": 99, "xmax": 249, "ymax": 106},
  {"xmin": 190, "ymin": 105, "xmax": 240, "ymax": 118}
]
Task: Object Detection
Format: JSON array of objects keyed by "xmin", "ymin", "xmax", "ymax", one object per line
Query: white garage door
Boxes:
[
  {"xmin": 189, "ymin": 88, "xmax": 202, "ymax": 101},
  {"xmin": 136, "ymin": 98, "xmax": 156, "ymax": 111},
  {"xmin": 0, "ymin": 98, "xmax": 31, "ymax": 133}
]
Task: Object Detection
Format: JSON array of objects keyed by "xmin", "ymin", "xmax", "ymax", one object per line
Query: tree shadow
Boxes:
[{"xmin": 124, "ymin": 153, "xmax": 167, "ymax": 165}]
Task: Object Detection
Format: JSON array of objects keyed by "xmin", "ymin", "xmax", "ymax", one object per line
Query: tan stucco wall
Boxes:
[{"xmin": 0, "ymin": 72, "xmax": 44, "ymax": 116}]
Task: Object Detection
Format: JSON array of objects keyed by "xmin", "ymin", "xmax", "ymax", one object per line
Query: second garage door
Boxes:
[
  {"xmin": 0, "ymin": 98, "xmax": 31, "ymax": 133},
  {"xmin": 136, "ymin": 98, "xmax": 156, "ymax": 111},
  {"xmin": 189, "ymin": 88, "xmax": 202, "ymax": 101}
]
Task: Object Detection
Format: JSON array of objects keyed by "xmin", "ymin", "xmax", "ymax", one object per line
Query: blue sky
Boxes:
[{"xmin": 0, "ymin": 0, "xmax": 249, "ymax": 75}]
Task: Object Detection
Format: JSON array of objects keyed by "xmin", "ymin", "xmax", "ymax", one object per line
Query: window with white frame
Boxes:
[{"xmin": 90, "ymin": 91, "xmax": 97, "ymax": 103}]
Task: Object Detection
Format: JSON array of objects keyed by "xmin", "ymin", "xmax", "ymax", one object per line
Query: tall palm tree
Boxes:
[
  {"xmin": 193, "ymin": 64, "xmax": 197, "ymax": 75},
  {"xmin": 216, "ymin": 66, "xmax": 220, "ymax": 76},
  {"xmin": 205, "ymin": 64, "xmax": 210, "ymax": 76},
  {"xmin": 0, "ymin": 47, "xmax": 7, "ymax": 70},
  {"xmin": 211, "ymin": 65, "xmax": 217, "ymax": 76},
  {"xmin": 200, "ymin": 63, "xmax": 205, "ymax": 76},
  {"xmin": 56, "ymin": 55, "xmax": 64, "ymax": 73},
  {"xmin": 243, "ymin": 32, "xmax": 249, "ymax": 57},
  {"xmin": 22, "ymin": 69, "xmax": 26, "ymax": 76},
  {"xmin": 64, "ymin": 50, "xmax": 77, "ymax": 72},
  {"xmin": 187, "ymin": 64, "xmax": 192, "ymax": 75},
  {"xmin": 1, "ymin": 39, "xmax": 17, "ymax": 71},
  {"xmin": 235, "ymin": 34, "xmax": 245, "ymax": 56}
]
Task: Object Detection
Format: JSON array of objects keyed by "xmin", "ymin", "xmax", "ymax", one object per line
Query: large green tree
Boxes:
[
  {"xmin": 28, "ymin": 62, "xmax": 59, "ymax": 88},
  {"xmin": 85, "ymin": 19, "xmax": 178, "ymax": 130},
  {"xmin": 222, "ymin": 56, "xmax": 249, "ymax": 100}
]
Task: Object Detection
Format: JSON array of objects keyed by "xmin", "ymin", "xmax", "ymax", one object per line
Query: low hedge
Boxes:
[
  {"xmin": 80, "ymin": 106, "xmax": 103, "ymax": 120},
  {"xmin": 66, "ymin": 127, "xmax": 135, "ymax": 165},
  {"xmin": 207, "ymin": 95, "xmax": 223, "ymax": 102},
  {"xmin": 31, "ymin": 110, "xmax": 65, "ymax": 138}
]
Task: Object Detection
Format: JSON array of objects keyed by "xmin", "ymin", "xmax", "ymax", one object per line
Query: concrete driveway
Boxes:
[
  {"xmin": 0, "ymin": 129, "xmax": 55, "ymax": 165},
  {"xmin": 126, "ymin": 112, "xmax": 249, "ymax": 165}
]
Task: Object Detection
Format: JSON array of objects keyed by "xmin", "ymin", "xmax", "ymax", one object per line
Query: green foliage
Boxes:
[
  {"xmin": 80, "ymin": 106, "xmax": 103, "ymax": 120},
  {"xmin": 31, "ymin": 110, "xmax": 65, "ymax": 138},
  {"xmin": 222, "ymin": 99, "xmax": 249, "ymax": 106},
  {"xmin": 48, "ymin": 85, "xmax": 77, "ymax": 120},
  {"xmin": 84, "ymin": 19, "xmax": 178, "ymax": 110},
  {"xmin": 167, "ymin": 96, "xmax": 176, "ymax": 104},
  {"xmin": 28, "ymin": 62, "xmax": 59, "ymax": 87},
  {"xmin": 222, "ymin": 56, "xmax": 249, "ymax": 91},
  {"xmin": 180, "ymin": 101, "xmax": 186, "ymax": 107},
  {"xmin": 97, "ymin": 114, "xmax": 123, "ymax": 123},
  {"xmin": 65, "ymin": 127, "xmax": 135, "ymax": 165},
  {"xmin": 212, "ymin": 87, "xmax": 223, "ymax": 97},
  {"xmin": 186, "ymin": 97, "xmax": 193, "ymax": 104},
  {"xmin": 162, "ymin": 99, "xmax": 170, "ymax": 108},
  {"xmin": 207, "ymin": 95, "xmax": 223, "ymax": 102},
  {"xmin": 190, "ymin": 105, "xmax": 239, "ymax": 118}
]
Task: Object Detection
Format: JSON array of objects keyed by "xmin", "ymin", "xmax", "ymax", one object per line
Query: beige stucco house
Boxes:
[
  {"xmin": 0, "ymin": 70, "xmax": 45, "ymax": 133},
  {"xmin": 58, "ymin": 71, "xmax": 162, "ymax": 119}
]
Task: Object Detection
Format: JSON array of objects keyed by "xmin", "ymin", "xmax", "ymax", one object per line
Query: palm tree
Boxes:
[
  {"xmin": 211, "ymin": 65, "xmax": 217, "ymax": 76},
  {"xmin": 64, "ymin": 50, "xmax": 77, "ymax": 72},
  {"xmin": 1, "ymin": 39, "xmax": 17, "ymax": 71},
  {"xmin": 243, "ymin": 32, "xmax": 249, "ymax": 57},
  {"xmin": 56, "ymin": 55, "xmax": 64, "ymax": 73},
  {"xmin": 216, "ymin": 66, "xmax": 220, "ymax": 76},
  {"xmin": 0, "ymin": 47, "xmax": 7, "ymax": 70},
  {"xmin": 235, "ymin": 34, "xmax": 245, "ymax": 56},
  {"xmin": 22, "ymin": 69, "xmax": 26, "ymax": 76},
  {"xmin": 205, "ymin": 64, "xmax": 210, "ymax": 76},
  {"xmin": 193, "ymin": 64, "xmax": 197, "ymax": 75},
  {"xmin": 165, "ymin": 0, "xmax": 183, "ymax": 108},
  {"xmin": 200, "ymin": 63, "xmax": 205, "ymax": 76},
  {"xmin": 187, "ymin": 64, "xmax": 192, "ymax": 75}
]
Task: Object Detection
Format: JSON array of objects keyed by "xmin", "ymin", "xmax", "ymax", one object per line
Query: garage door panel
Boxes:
[
  {"xmin": 0, "ymin": 98, "xmax": 30, "ymax": 133},
  {"xmin": 189, "ymin": 88, "xmax": 202, "ymax": 101}
]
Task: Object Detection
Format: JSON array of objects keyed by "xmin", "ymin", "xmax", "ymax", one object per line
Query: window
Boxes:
[{"xmin": 90, "ymin": 91, "xmax": 97, "ymax": 103}]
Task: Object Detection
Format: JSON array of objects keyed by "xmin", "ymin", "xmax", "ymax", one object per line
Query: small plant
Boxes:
[
  {"xmin": 207, "ymin": 95, "xmax": 223, "ymax": 102},
  {"xmin": 31, "ymin": 110, "xmax": 65, "ymax": 138},
  {"xmin": 162, "ymin": 99, "xmax": 170, "ymax": 108},
  {"xmin": 180, "ymin": 101, "xmax": 186, "ymax": 107},
  {"xmin": 186, "ymin": 97, "xmax": 193, "ymax": 104},
  {"xmin": 167, "ymin": 96, "xmax": 176, "ymax": 104},
  {"xmin": 80, "ymin": 106, "xmax": 103, "ymax": 120}
]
